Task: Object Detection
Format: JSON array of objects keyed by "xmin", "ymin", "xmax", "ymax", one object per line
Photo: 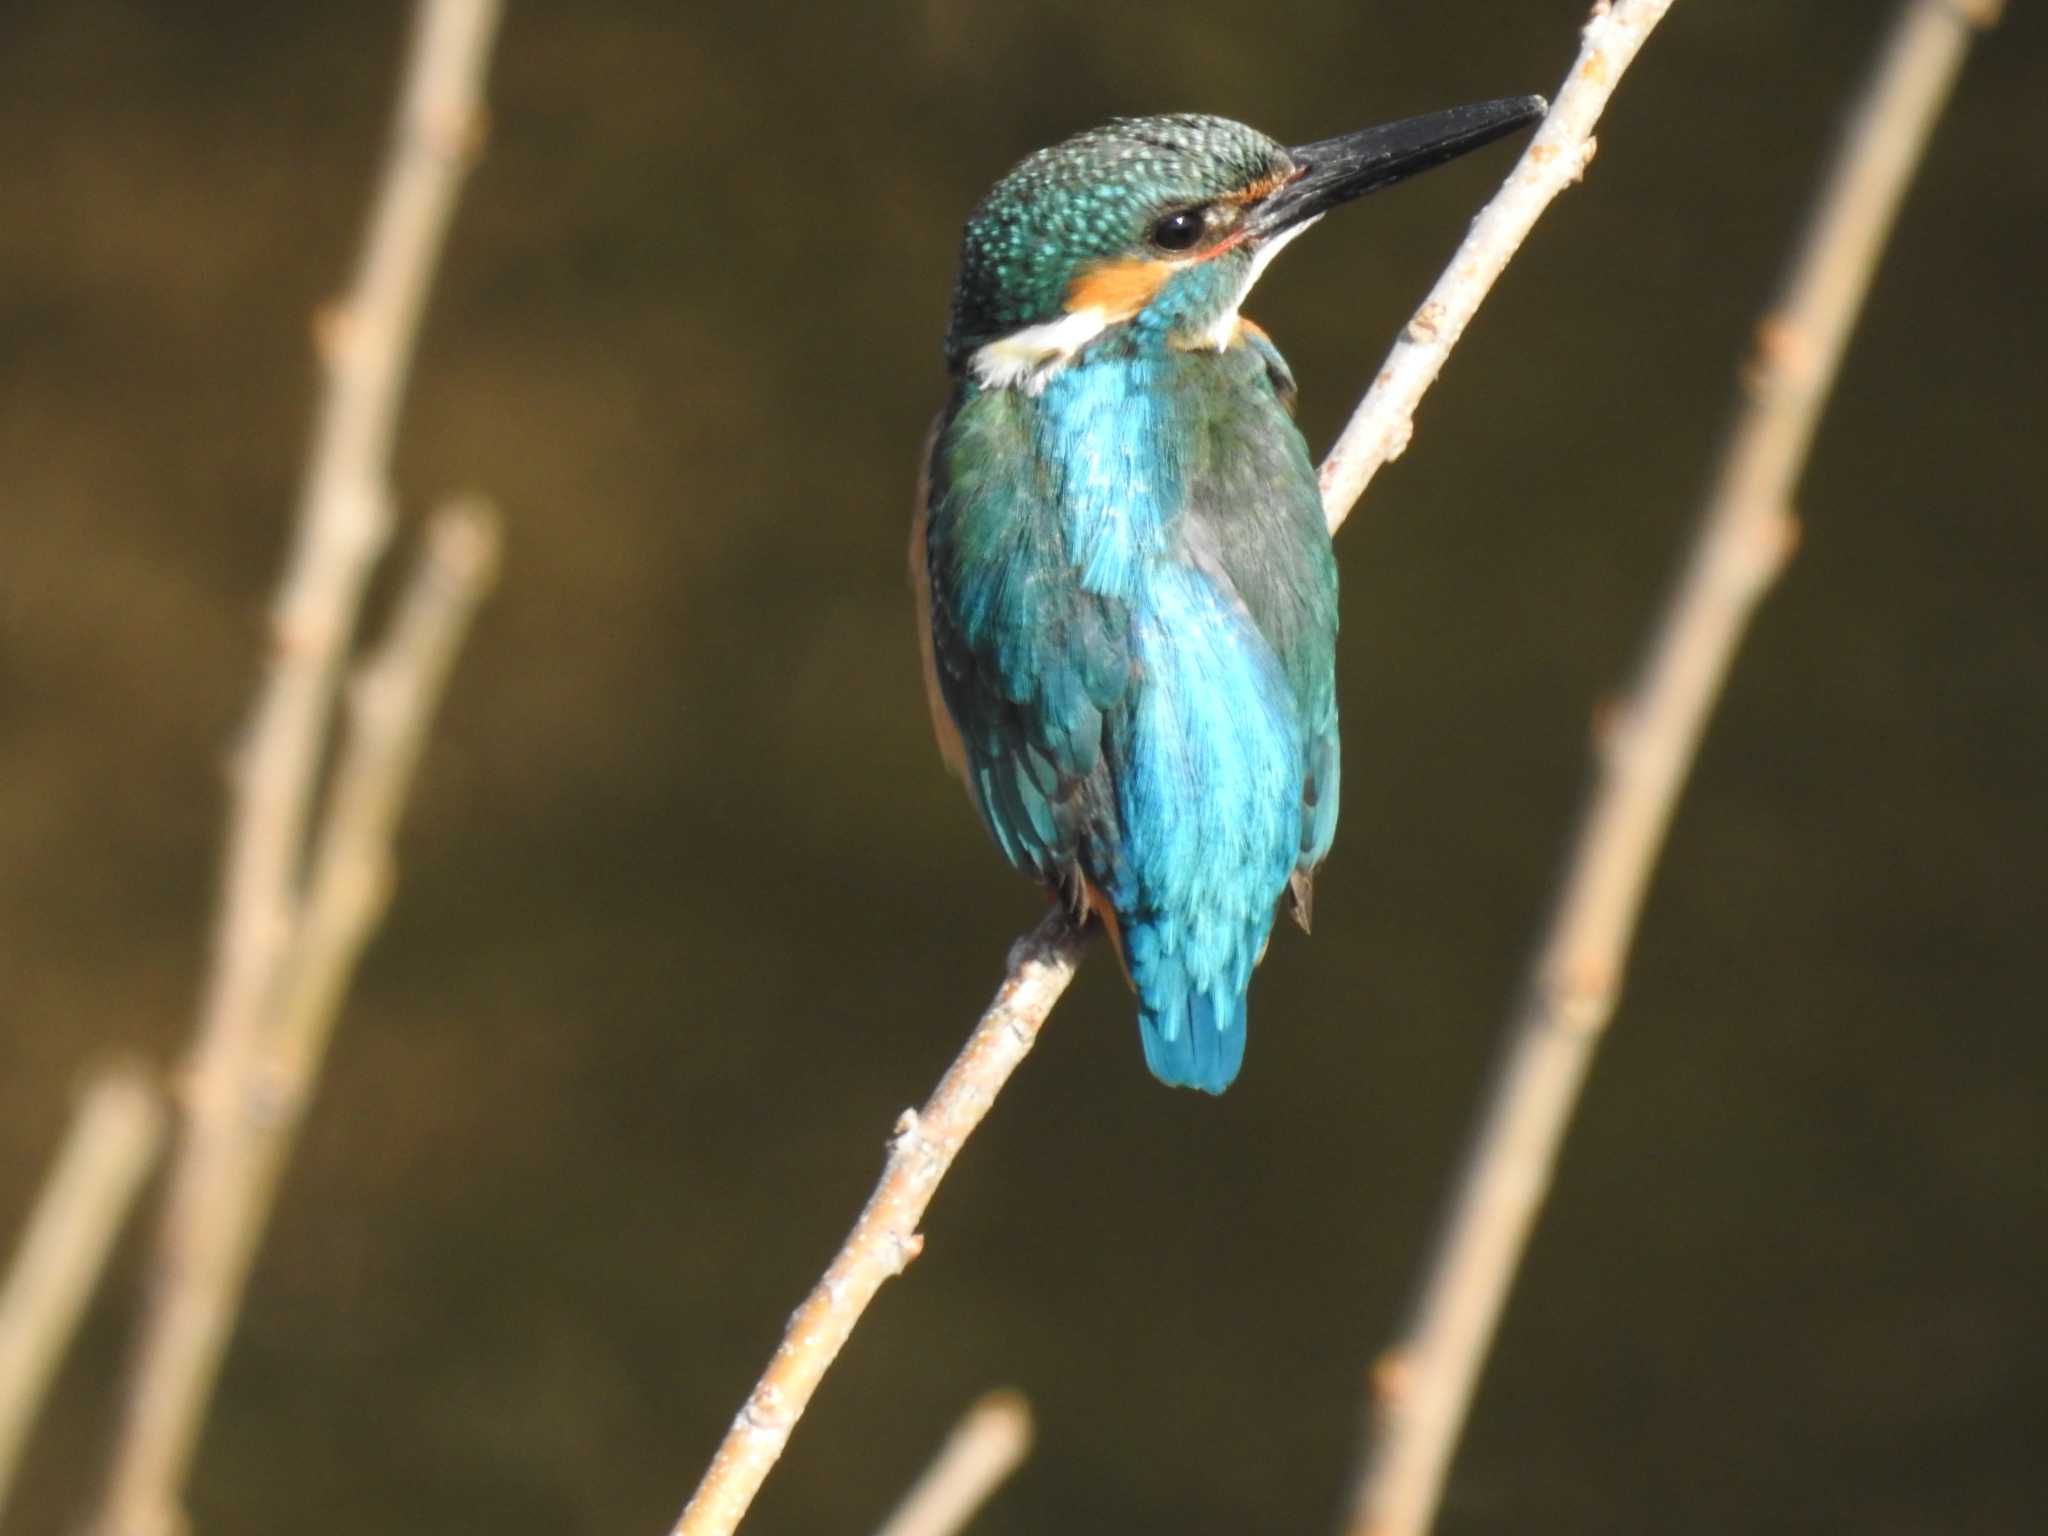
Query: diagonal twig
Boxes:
[
  {"xmin": 94, "ymin": 500, "xmax": 500, "ymax": 1536},
  {"xmin": 0, "ymin": 1065, "xmax": 166, "ymax": 1520},
  {"xmin": 871, "ymin": 1390, "xmax": 1034, "ymax": 1536},
  {"xmin": 668, "ymin": 915, "xmax": 1080, "ymax": 1536},
  {"xmin": 1342, "ymin": 4, "xmax": 2000, "ymax": 1533},
  {"xmin": 1322, "ymin": 0, "xmax": 1678, "ymax": 535},
  {"xmin": 92, "ymin": 5, "xmax": 504, "ymax": 1531}
]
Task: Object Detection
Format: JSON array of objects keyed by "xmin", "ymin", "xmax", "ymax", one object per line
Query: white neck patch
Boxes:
[
  {"xmin": 1193, "ymin": 215, "xmax": 1321, "ymax": 351},
  {"xmin": 970, "ymin": 306, "xmax": 1110, "ymax": 394},
  {"xmin": 969, "ymin": 216, "xmax": 1323, "ymax": 390}
]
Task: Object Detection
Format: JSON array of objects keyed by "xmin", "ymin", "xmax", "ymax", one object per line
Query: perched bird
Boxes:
[{"xmin": 914, "ymin": 99, "xmax": 1544, "ymax": 1092}]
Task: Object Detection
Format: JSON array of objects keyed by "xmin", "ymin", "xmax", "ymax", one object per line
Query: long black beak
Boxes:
[{"xmin": 1249, "ymin": 95, "xmax": 1548, "ymax": 238}]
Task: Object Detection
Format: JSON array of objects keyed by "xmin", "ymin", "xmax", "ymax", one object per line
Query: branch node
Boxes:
[
  {"xmin": 310, "ymin": 300, "xmax": 355, "ymax": 366},
  {"xmin": 423, "ymin": 102, "xmax": 490, "ymax": 162},
  {"xmin": 890, "ymin": 1109, "xmax": 924, "ymax": 1155},
  {"xmin": 1589, "ymin": 693, "xmax": 1624, "ymax": 756},
  {"xmin": 1551, "ymin": 979, "xmax": 1615, "ymax": 1038},
  {"xmin": 1746, "ymin": 314, "xmax": 1816, "ymax": 396},
  {"xmin": 1404, "ymin": 302, "xmax": 1447, "ymax": 345},
  {"xmin": 738, "ymin": 1385, "xmax": 795, "ymax": 1437},
  {"xmin": 1766, "ymin": 509, "xmax": 1804, "ymax": 575},
  {"xmin": 1371, "ymin": 1349, "xmax": 1416, "ymax": 1412},
  {"xmin": 240, "ymin": 1063, "xmax": 302, "ymax": 1131},
  {"xmin": 1945, "ymin": 0, "xmax": 2004, "ymax": 27},
  {"xmin": 885, "ymin": 1231, "xmax": 927, "ymax": 1275}
]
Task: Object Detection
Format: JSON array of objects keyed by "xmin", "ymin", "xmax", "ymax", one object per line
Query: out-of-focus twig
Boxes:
[
  {"xmin": 267, "ymin": 503, "xmax": 501, "ymax": 1106},
  {"xmin": 668, "ymin": 914, "xmax": 1081, "ymax": 1536},
  {"xmin": 93, "ymin": 5, "xmax": 504, "ymax": 1533},
  {"xmin": 95, "ymin": 507, "xmax": 498, "ymax": 1536},
  {"xmin": 1343, "ymin": 5, "xmax": 1997, "ymax": 1534},
  {"xmin": 1320, "ymin": 0, "xmax": 1678, "ymax": 535},
  {"xmin": 871, "ymin": 1390, "xmax": 1034, "ymax": 1536},
  {"xmin": 96, "ymin": 503, "xmax": 499, "ymax": 1536},
  {"xmin": 93, "ymin": 506, "xmax": 500, "ymax": 1536},
  {"xmin": 0, "ymin": 1065, "xmax": 166, "ymax": 1519}
]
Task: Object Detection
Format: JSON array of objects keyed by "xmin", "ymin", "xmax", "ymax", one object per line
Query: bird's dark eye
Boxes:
[{"xmin": 1150, "ymin": 208, "xmax": 1206, "ymax": 253}]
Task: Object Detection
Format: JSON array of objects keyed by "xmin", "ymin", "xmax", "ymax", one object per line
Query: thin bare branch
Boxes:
[
  {"xmin": 93, "ymin": 3, "xmax": 502, "ymax": 1528},
  {"xmin": 1320, "ymin": 0, "xmax": 1678, "ymax": 535},
  {"xmin": 95, "ymin": 505, "xmax": 498, "ymax": 1536},
  {"xmin": 1343, "ymin": 5, "xmax": 1996, "ymax": 1533},
  {"xmin": 95, "ymin": 499, "xmax": 500, "ymax": 1536},
  {"xmin": 267, "ymin": 503, "xmax": 502, "ymax": 1098},
  {"xmin": 669, "ymin": 915, "xmax": 1081, "ymax": 1536},
  {"xmin": 92, "ymin": 6, "xmax": 507, "ymax": 1531},
  {"xmin": 180, "ymin": 0, "xmax": 500, "ymax": 1197},
  {"xmin": 871, "ymin": 1390, "xmax": 1034, "ymax": 1536},
  {"xmin": 0, "ymin": 1065, "xmax": 166, "ymax": 1519}
]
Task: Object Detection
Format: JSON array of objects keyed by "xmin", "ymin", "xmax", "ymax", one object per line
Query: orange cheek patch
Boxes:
[{"xmin": 1065, "ymin": 257, "xmax": 1175, "ymax": 321}]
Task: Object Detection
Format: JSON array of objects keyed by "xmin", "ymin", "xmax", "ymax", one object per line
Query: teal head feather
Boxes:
[{"xmin": 947, "ymin": 115, "xmax": 1297, "ymax": 365}]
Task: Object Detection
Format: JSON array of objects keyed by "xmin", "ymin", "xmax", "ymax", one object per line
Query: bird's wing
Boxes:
[
  {"xmin": 909, "ymin": 415, "xmax": 969, "ymax": 783},
  {"xmin": 919, "ymin": 389, "xmax": 1133, "ymax": 921},
  {"xmin": 1182, "ymin": 336, "xmax": 1342, "ymax": 924}
]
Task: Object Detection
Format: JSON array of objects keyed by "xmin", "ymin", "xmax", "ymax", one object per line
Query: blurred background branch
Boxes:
[
  {"xmin": 870, "ymin": 1390, "xmax": 1034, "ymax": 1536},
  {"xmin": 89, "ymin": 5, "xmax": 504, "ymax": 1535},
  {"xmin": 0, "ymin": 1066, "xmax": 165, "ymax": 1521},
  {"xmin": 1344, "ymin": 3, "xmax": 2001, "ymax": 1532}
]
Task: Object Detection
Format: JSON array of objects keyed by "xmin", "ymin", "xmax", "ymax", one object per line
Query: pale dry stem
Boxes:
[
  {"xmin": 668, "ymin": 916, "xmax": 1080, "ymax": 1536},
  {"xmin": 1319, "ymin": 0, "xmax": 1678, "ymax": 536},
  {"xmin": 91, "ymin": 5, "xmax": 504, "ymax": 1532},
  {"xmin": 870, "ymin": 1390, "xmax": 1034, "ymax": 1536},
  {"xmin": 0, "ymin": 1066, "xmax": 166, "ymax": 1520},
  {"xmin": 1343, "ymin": 5, "xmax": 1995, "ymax": 1533}
]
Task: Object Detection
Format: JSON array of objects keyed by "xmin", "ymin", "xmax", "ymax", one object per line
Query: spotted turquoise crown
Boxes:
[{"xmin": 945, "ymin": 115, "xmax": 1293, "ymax": 365}]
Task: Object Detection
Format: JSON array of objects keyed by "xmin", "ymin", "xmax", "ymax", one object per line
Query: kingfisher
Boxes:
[{"xmin": 914, "ymin": 98, "xmax": 1544, "ymax": 1092}]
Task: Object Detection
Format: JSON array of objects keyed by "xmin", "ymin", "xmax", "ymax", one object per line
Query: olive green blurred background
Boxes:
[{"xmin": 4, "ymin": 2, "xmax": 2044, "ymax": 1532}]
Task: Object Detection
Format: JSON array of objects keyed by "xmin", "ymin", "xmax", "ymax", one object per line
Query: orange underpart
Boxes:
[
  {"xmin": 1081, "ymin": 873, "xmax": 1136, "ymax": 991},
  {"xmin": 909, "ymin": 420, "xmax": 968, "ymax": 783}
]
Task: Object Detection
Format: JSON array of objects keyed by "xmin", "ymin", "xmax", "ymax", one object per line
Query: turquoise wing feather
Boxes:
[
  {"xmin": 923, "ymin": 384, "xmax": 1131, "ymax": 910},
  {"xmin": 921, "ymin": 339, "xmax": 1337, "ymax": 1092}
]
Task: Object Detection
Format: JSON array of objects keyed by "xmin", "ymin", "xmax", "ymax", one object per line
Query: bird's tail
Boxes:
[{"xmin": 1129, "ymin": 928, "xmax": 1252, "ymax": 1094}]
